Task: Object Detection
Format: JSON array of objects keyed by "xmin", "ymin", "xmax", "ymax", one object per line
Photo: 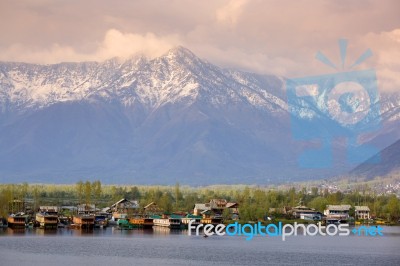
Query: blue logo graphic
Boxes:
[
  {"xmin": 189, "ymin": 220, "xmax": 384, "ymax": 241},
  {"xmin": 286, "ymin": 39, "xmax": 381, "ymax": 168},
  {"xmin": 351, "ymin": 225, "xmax": 383, "ymax": 236}
]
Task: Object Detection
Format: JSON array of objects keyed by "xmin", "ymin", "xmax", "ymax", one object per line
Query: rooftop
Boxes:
[
  {"xmin": 355, "ymin": 206, "xmax": 370, "ymax": 211},
  {"xmin": 326, "ymin": 205, "xmax": 351, "ymax": 211}
]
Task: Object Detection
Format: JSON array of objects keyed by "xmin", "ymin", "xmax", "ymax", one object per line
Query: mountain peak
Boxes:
[{"xmin": 166, "ymin": 45, "xmax": 196, "ymax": 56}]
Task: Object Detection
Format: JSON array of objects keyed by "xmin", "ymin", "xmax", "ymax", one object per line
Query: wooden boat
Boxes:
[
  {"xmin": 72, "ymin": 215, "xmax": 95, "ymax": 229},
  {"xmin": 129, "ymin": 217, "xmax": 154, "ymax": 229},
  {"xmin": 7, "ymin": 215, "xmax": 27, "ymax": 228}
]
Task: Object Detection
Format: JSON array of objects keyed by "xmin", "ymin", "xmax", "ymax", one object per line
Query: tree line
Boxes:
[{"xmin": 0, "ymin": 182, "xmax": 399, "ymax": 222}]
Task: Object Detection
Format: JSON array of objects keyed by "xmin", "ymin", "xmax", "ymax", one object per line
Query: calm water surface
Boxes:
[{"xmin": 0, "ymin": 226, "xmax": 399, "ymax": 266}]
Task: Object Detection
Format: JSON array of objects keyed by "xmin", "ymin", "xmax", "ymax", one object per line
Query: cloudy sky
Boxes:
[{"xmin": 0, "ymin": 0, "xmax": 399, "ymax": 91}]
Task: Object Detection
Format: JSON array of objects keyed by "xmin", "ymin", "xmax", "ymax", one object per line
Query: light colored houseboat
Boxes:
[
  {"xmin": 153, "ymin": 214, "xmax": 182, "ymax": 229},
  {"xmin": 35, "ymin": 206, "xmax": 59, "ymax": 229},
  {"xmin": 324, "ymin": 205, "xmax": 351, "ymax": 224}
]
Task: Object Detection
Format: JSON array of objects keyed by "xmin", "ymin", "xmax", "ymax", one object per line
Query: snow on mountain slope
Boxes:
[
  {"xmin": 0, "ymin": 46, "xmax": 399, "ymax": 184},
  {"xmin": 0, "ymin": 47, "xmax": 287, "ymax": 114}
]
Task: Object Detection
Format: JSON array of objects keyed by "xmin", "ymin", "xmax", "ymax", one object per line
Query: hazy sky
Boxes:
[{"xmin": 0, "ymin": 0, "xmax": 399, "ymax": 91}]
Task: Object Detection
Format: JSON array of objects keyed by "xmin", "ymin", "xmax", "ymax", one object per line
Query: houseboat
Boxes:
[
  {"xmin": 129, "ymin": 217, "xmax": 154, "ymax": 229},
  {"xmin": 35, "ymin": 206, "xmax": 59, "ymax": 229},
  {"xmin": 111, "ymin": 198, "xmax": 139, "ymax": 222},
  {"xmin": 0, "ymin": 217, "xmax": 7, "ymax": 228},
  {"xmin": 117, "ymin": 218, "xmax": 134, "ymax": 229},
  {"xmin": 181, "ymin": 214, "xmax": 202, "ymax": 229},
  {"xmin": 58, "ymin": 216, "xmax": 71, "ymax": 228},
  {"xmin": 153, "ymin": 215, "xmax": 182, "ymax": 229},
  {"xmin": 111, "ymin": 212, "xmax": 128, "ymax": 222},
  {"xmin": 7, "ymin": 214, "xmax": 27, "ymax": 228},
  {"xmin": 72, "ymin": 215, "xmax": 95, "ymax": 229},
  {"xmin": 94, "ymin": 214, "xmax": 108, "ymax": 228},
  {"xmin": 200, "ymin": 216, "xmax": 223, "ymax": 226},
  {"xmin": 200, "ymin": 210, "xmax": 223, "ymax": 226},
  {"xmin": 324, "ymin": 205, "xmax": 351, "ymax": 224}
]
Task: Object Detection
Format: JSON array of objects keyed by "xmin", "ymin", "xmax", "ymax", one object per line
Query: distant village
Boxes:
[
  {"xmin": 0, "ymin": 181, "xmax": 399, "ymax": 230},
  {"xmin": 1, "ymin": 197, "xmax": 395, "ymax": 230},
  {"xmin": 313, "ymin": 180, "xmax": 400, "ymax": 196},
  {"xmin": 281, "ymin": 176, "xmax": 400, "ymax": 198}
]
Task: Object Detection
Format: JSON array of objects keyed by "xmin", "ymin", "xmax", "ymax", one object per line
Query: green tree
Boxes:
[
  {"xmin": 174, "ymin": 182, "xmax": 182, "ymax": 209},
  {"xmin": 84, "ymin": 181, "xmax": 92, "ymax": 205},
  {"xmin": 127, "ymin": 186, "xmax": 140, "ymax": 200},
  {"xmin": 308, "ymin": 196, "xmax": 328, "ymax": 212},
  {"xmin": 32, "ymin": 186, "xmax": 40, "ymax": 211},
  {"xmin": 92, "ymin": 180, "xmax": 102, "ymax": 204},
  {"xmin": 20, "ymin": 182, "xmax": 29, "ymax": 200},
  {"xmin": 288, "ymin": 187, "xmax": 297, "ymax": 206},
  {"xmin": 76, "ymin": 181, "xmax": 84, "ymax": 204},
  {"xmin": 158, "ymin": 192, "xmax": 173, "ymax": 213},
  {"xmin": 385, "ymin": 195, "xmax": 400, "ymax": 221}
]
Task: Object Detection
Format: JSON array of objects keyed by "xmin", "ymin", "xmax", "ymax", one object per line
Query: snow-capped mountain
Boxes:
[
  {"xmin": 0, "ymin": 46, "xmax": 399, "ymax": 184},
  {"xmin": 0, "ymin": 47, "xmax": 286, "ymax": 113}
]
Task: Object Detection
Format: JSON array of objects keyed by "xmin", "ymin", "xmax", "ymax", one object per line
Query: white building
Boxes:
[
  {"xmin": 324, "ymin": 205, "xmax": 351, "ymax": 222},
  {"xmin": 355, "ymin": 206, "xmax": 370, "ymax": 220}
]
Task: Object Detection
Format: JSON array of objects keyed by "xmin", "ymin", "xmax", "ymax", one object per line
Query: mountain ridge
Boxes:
[
  {"xmin": 350, "ymin": 138, "xmax": 400, "ymax": 178},
  {"xmin": 0, "ymin": 46, "xmax": 399, "ymax": 184}
]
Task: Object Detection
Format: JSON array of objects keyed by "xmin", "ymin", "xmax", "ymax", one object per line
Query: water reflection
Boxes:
[
  {"xmin": 34, "ymin": 228, "xmax": 59, "ymax": 236},
  {"xmin": 1, "ymin": 225, "xmax": 400, "ymax": 239},
  {"xmin": 0, "ymin": 226, "xmax": 399, "ymax": 266},
  {"xmin": 5, "ymin": 228, "xmax": 28, "ymax": 235}
]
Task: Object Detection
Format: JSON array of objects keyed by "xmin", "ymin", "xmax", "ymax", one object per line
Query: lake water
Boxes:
[{"xmin": 0, "ymin": 226, "xmax": 399, "ymax": 266}]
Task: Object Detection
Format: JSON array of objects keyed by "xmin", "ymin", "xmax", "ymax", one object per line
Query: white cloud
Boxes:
[
  {"xmin": 0, "ymin": 29, "xmax": 181, "ymax": 63},
  {"xmin": 0, "ymin": 1, "xmax": 398, "ymax": 92},
  {"xmin": 360, "ymin": 29, "xmax": 400, "ymax": 92},
  {"xmin": 95, "ymin": 29, "xmax": 181, "ymax": 60},
  {"xmin": 216, "ymin": 0, "xmax": 248, "ymax": 26}
]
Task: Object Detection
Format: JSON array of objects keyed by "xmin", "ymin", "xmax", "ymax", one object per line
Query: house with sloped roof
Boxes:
[
  {"xmin": 143, "ymin": 202, "xmax": 162, "ymax": 215},
  {"xmin": 193, "ymin": 203, "xmax": 210, "ymax": 216},
  {"xmin": 110, "ymin": 198, "xmax": 139, "ymax": 221},
  {"xmin": 77, "ymin": 204, "xmax": 96, "ymax": 215},
  {"xmin": 193, "ymin": 199, "xmax": 239, "ymax": 219},
  {"xmin": 324, "ymin": 205, "xmax": 351, "ymax": 223},
  {"xmin": 290, "ymin": 205, "xmax": 322, "ymax": 221},
  {"xmin": 111, "ymin": 198, "xmax": 139, "ymax": 211}
]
